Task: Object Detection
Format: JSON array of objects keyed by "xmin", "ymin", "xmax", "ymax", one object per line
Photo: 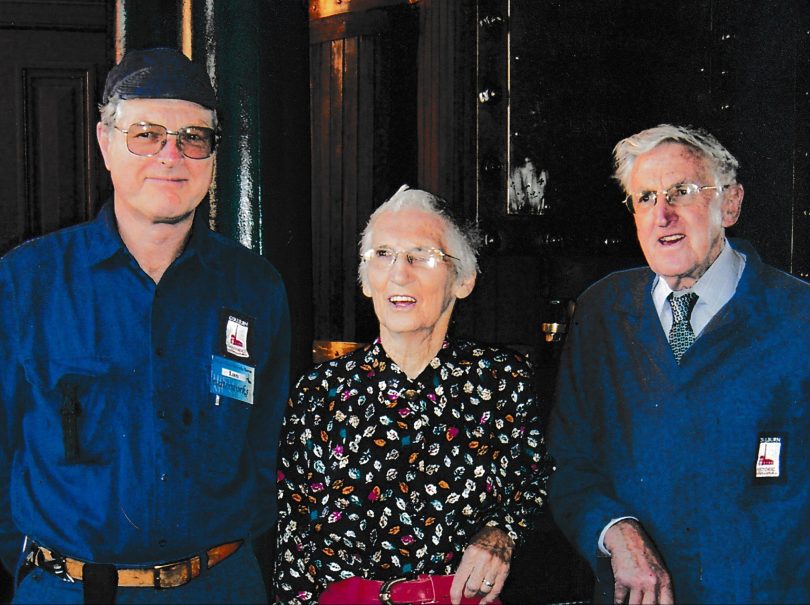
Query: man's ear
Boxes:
[
  {"xmin": 453, "ymin": 273, "xmax": 476, "ymax": 300},
  {"xmin": 721, "ymin": 183, "xmax": 744, "ymax": 228},
  {"xmin": 96, "ymin": 122, "xmax": 112, "ymax": 171}
]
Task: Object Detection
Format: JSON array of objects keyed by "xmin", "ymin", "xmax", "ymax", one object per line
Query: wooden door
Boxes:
[{"xmin": 0, "ymin": 1, "xmax": 112, "ymax": 257}]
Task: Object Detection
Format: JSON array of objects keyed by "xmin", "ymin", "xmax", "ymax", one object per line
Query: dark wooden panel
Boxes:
[
  {"xmin": 0, "ymin": 27, "xmax": 110, "ymax": 255},
  {"xmin": 310, "ymin": 7, "xmax": 392, "ymax": 43},
  {"xmin": 256, "ymin": 0, "xmax": 313, "ymax": 378},
  {"xmin": 356, "ymin": 35, "xmax": 374, "ymax": 235},
  {"xmin": 415, "ymin": 0, "xmax": 477, "ymax": 223},
  {"xmin": 24, "ymin": 67, "xmax": 95, "ymax": 237},
  {"xmin": 120, "ymin": 0, "xmax": 181, "ymax": 49},
  {"xmin": 309, "ymin": 4, "xmax": 418, "ymax": 342},
  {"xmin": 341, "ymin": 36, "xmax": 359, "ymax": 337},
  {"xmin": 311, "ymin": 40, "xmax": 332, "ymax": 337},
  {"xmin": 310, "ymin": 0, "xmax": 415, "ymax": 21},
  {"xmin": 0, "ymin": 0, "xmax": 107, "ymax": 31},
  {"xmin": 327, "ymin": 37, "xmax": 345, "ymax": 336}
]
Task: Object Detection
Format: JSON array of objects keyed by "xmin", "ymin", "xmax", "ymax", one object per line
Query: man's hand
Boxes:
[
  {"xmin": 603, "ymin": 519, "xmax": 674, "ymax": 605},
  {"xmin": 450, "ymin": 527, "xmax": 513, "ymax": 605}
]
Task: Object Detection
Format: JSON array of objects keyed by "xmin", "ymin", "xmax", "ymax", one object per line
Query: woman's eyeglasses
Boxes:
[{"xmin": 361, "ymin": 247, "xmax": 458, "ymax": 270}]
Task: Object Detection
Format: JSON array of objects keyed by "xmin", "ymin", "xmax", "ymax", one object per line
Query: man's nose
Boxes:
[
  {"xmin": 652, "ymin": 191, "xmax": 678, "ymax": 223},
  {"xmin": 158, "ymin": 134, "xmax": 184, "ymax": 161}
]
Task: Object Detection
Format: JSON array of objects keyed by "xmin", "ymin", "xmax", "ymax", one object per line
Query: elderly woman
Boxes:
[{"xmin": 274, "ymin": 186, "xmax": 550, "ymax": 605}]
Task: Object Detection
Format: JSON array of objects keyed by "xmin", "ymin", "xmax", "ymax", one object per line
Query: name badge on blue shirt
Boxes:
[
  {"xmin": 754, "ymin": 433, "xmax": 786, "ymax": 484},
  {"xmin": 211, "ymin": 354, "xmax": 255, "ymax": 405}
]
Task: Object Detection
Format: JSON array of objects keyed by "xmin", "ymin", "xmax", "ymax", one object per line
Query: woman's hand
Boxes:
[{"xmin": 450, "ymin": 527, "xmax": 514, "ymax": 604}]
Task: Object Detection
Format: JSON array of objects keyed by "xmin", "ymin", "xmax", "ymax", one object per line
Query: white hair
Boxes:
[
  {"xmin": 98, "ymin": 94, "xmax": 218, "ymax": 130},
  {"xmin": 357, "ymin": 184, "xmax": 480, "ymax": 288},
  {"xmin": 613, "ymin": 124, "xmax": 739, "ymax": 193}
]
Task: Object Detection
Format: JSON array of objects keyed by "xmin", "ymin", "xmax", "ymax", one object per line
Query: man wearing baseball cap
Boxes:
[{"xmin": 0, "ymin": 47, "xmax": 290, "ymax": 604}]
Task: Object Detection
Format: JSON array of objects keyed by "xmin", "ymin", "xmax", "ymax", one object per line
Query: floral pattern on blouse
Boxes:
[{"xmin": 274, "ymin": 339, "xmax": 551, "ymax": 604}]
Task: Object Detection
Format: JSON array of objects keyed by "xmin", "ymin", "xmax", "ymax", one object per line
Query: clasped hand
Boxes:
[{"xmin": 450, "ymin": 527, "xmax": 514, "ymax": 605}]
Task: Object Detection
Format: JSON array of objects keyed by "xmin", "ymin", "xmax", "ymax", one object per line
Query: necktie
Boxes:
[{"xmin": 668, "ymin": 292, "xmax": 698, "ymax": 364}]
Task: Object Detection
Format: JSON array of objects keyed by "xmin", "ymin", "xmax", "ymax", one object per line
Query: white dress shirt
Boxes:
[{"xmin": 651, "ymin": 239, "xmax": 747, "ymax": 337}]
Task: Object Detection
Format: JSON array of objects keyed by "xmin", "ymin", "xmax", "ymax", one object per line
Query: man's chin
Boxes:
[
  {"xmin": 654, "ymin": 265, "xmax": 705, "ymax": 290},
  {"xmin": 153, "ymin": 209, "xmax": 196, "ymax": 225}
]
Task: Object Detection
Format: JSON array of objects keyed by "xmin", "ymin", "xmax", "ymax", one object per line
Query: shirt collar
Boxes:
[
  {"xmin": 181, "ymin": 204, "xmax": 224, "ymax": 272},
  {"xmin": 691, "ymin": 239, "xmax": 746, "ymax": 314},
  {"xmin": 87, "ymin": 201, "xmax": 223, "ymax": 273},
  {"xmin": 368, "ymin": 337, "xmax": 452, "ymax": 384},
  {"xmin": 86, "ymin": 202, "xmax": 128, "ymax": 267},
  {"xmin": 651, "ymin": 238, "xmax": 747, "ymax": 333}
]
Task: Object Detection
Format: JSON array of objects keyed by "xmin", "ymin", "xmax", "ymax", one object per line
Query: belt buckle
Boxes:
[
  {"xmin": 35, "ymin": 547, "xmax": 75, "ymax": 583},
  {"xmin": 153, "ymin": 559, "xmax": 192, "ymax": 590},
  {"xmin": 379, "ymin": 576, "xmax": 408, "ymax": 605}
]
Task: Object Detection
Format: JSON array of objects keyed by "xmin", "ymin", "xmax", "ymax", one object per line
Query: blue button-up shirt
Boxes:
[{"xmin": 0, "ymin": 202, "xmax": 290, "ymax": 569}]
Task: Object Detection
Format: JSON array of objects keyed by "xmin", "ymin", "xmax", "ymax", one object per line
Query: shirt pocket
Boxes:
[
  {"xmin": 22, "ymin": 356, "xmax": 115, "ymax": 465},
  {"xmin": 197, "ymin": 357, "xmax": 254, "ymax": 482}
]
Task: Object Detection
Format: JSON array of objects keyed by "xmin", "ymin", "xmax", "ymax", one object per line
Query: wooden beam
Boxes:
[{"xmin": 309, "ymin": 0, "xmax": 419, "ymax": 21}]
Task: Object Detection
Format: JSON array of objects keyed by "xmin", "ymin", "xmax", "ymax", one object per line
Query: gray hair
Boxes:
[
  {"xmin": 357, "ymin": 185, "xmax": 480, "ymax": 288},
  {"xmin": 98, "ymin": 94, "xmax": 218, "ymax": 130},
  {"xmin": 613, "ymin": 124, "xmax": 739, "ymax": 193}
]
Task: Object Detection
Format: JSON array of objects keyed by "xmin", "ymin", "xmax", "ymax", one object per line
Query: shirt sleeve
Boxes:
[
  {"xmin": 477, "ymin": 358, "xmax": 552, "ymax": 545},
  {"xmin": 0, "ymin": 261, "xmax": 25, "ymax": 571},
  {"xmin": 598, "ymin": 516, "xmax": 638, "ymax": 555},
  {"xmin": 248, "ymin": 279, "xmax": 291, "ymax": 537},
  {"xmin": 273, "ymin": 380, "xmax": 322, "ymax": 605},
  {"xmin": 547, "ymin": 308, "xmax": 631, "ymax": 570}
]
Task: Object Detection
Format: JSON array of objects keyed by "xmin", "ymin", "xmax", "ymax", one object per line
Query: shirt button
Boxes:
[
  {"xmin": 160, "ymin": 473, "xmax": 168, "ymax": 481},
  {"xmin": 157, "ymin": 410, "xmax": 166, "ymax": 419},
  {"xmin": 155, "ymin": 347, "xmax": 164, "ymax": 357},
  {"xmin": 159, "ymin": 539, "xmax": 167, "ymax": 548}
]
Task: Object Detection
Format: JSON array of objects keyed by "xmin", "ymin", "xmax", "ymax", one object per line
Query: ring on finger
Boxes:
[{"xmin": 482, "ymin": 579, "xmax": 495, "ymax": 589}]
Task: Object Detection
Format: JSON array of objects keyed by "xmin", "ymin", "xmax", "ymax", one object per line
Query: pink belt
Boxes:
[{"xmin": 318, "ymin": 574, "xmax": 501, "ymax": 605}]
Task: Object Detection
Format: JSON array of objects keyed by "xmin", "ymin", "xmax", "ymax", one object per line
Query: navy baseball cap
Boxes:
[{"xmin": 102, "ymin": 47, "xmax": 217, "ymax": 110}]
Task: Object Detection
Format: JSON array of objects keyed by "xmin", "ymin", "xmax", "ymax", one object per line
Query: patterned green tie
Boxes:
[{"xmin": 668, "ymin": 292, "xmax": 698, "ymax": 364}]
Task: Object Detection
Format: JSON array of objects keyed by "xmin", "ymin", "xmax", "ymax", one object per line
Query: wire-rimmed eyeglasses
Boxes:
[
  {"xmin": 113, "ymin": 122, "xmax": 217, "ymax": 159},
  {"xmin": 360, "ymin": 247, "xmax": 459, "ymax": 270},
  {"xmin": 623, "ymin": 183, "xmax": 729, "ymax": 215}
]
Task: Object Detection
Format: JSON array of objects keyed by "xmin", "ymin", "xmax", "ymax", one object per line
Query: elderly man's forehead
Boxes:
[
  {"xmin": 649, "ymin": 141, "xmax": 714, "ymax": 169},
  {"xmin": 116, "ymin": 98, "xmax": 214, "ymax": 122},
  {"xmin": 632, "ymin": 142, "xmax": 713, "ymax": 178}
]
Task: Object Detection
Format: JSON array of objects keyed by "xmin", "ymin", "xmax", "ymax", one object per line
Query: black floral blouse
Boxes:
[{"xmin": 274, "ymin": 339, "xmax": 551, "ymax": 604}]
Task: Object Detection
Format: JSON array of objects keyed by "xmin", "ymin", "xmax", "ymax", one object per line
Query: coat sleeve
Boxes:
[
  {"xmin": 248, "ymin": 277, "xmax": 291, "ymax": 537},
  {"xmin": 547, "ymin": 304, "xmax": 630, "ymax": 571},
  {"xmin": 0, "ymin": 260, "xmax": 25, "ymax": 572}
]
